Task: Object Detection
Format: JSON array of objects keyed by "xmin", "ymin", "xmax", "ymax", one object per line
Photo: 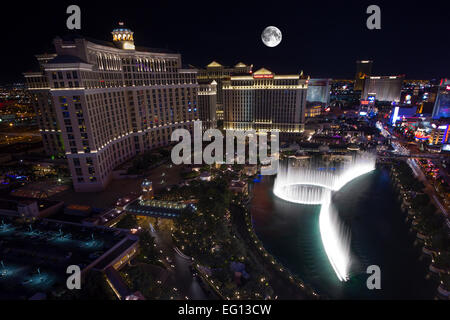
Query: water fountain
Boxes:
[
  {"xmin": 319, "ymin": 191, "xmax": 352, "ymax": 282},
  {"xmin": 272, "ymin": 153, "xmax": 376, "ymax": 281},
  {"xmin": 273, "ymin": 153, "xmax": 376, "ymax": 200},
  {"xmin": 23, "ymin": 267, "xmax": 51, "ymax": 286},
  {"xmin": 37, "ymin": 268, "xmax": 43, "ymax": 281},
  {"xmin": 274, "ymin": 184, "xmax": 325, "ymax": 205},
  {"xmin": 0, "ymin": 260, "xmax": 6, "ymax": 276},
  {"xmin": 23, "ymin": 224, "xmax": 40, "ymax": 237},
  {"xmin": 0, "ymin": 220, "xmax": 13, "ymax": 233},
  {"xmin": 49, "ymin": 228, "xmax": 71, "ymax": 242},
  {"xmin": 80, "ymin": 233, "xmax": 102, "ymax": 249}
]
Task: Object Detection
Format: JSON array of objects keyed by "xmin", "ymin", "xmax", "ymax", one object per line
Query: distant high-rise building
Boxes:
[
  {"xmin": 25, "ymin": 23, "xmax": 200, "ymax": 192},
  {"xmin": 354, "ymin": 60, "xmax": 373, "ymax": 92},
  {"xmin": 197, "ymin": 61, "xmax": 252, "ymax": 121},
  {"xmin": 197, "ymin": 80, "xmax": 217, "ymax": 130},
  {"xmin": 24, "ymin": 53, "xmax": 64, "ymax": 157},
  {"xmin": 362, "ymin": 75, "xmax": 404, "ymax": 103},
  {"xmin": 223, "ymin": 68, "xmax": 307, "ymax": 133},
  {"xmin": 432, "ymin": 79, "xmax": 450, "ymax": 119},
  {"xmin": 329, "ymin": 79, "xmax": 357, "ymax": 106},
  {"xmin": 428, "ymin": 122, "xmax": 450, "ymax": 145}
]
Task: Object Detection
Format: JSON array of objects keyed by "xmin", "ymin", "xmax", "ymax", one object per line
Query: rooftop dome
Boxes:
[
  {"xmin": 111, "ymin": 22, "xmax": 135, "ymax": 50},
  {"xmin": 112, "ymin": 22, "xmax": 133, "ymax": 33}
]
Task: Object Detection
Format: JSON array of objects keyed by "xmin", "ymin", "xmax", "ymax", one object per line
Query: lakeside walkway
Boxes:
[{"xmin": 230, "ymin": 203, "xmax": 317, "ymax": 299}]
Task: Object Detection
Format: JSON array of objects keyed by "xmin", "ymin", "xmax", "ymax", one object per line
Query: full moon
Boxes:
[{"xmin": 261, "ymin": 26, "xmax": 282, "ymax": 47}]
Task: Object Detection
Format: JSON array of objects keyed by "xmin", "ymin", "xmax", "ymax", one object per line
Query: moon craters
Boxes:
[{"xmin": 261, "ymin": 26, "xmax": 282, "ymax": 47}]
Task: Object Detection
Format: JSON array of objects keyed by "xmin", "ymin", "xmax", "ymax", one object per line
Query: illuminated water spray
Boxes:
[
  {"xmin": 273, "ymin": 154, "xmax": 376, "ymax": 198},
  {"xmin": 272, "ymin": 153, "xmax": 376, "ymax": 281},
  {"xmin": 319, "ymin": 191, "xmax": 352, "ymax": 281}
]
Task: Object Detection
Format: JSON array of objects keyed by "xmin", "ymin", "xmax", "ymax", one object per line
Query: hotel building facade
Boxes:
[
  {"xmin": 305, "ymin": 78, "xmax": 331, "ymax": 118},
  {"xmin": 362, "ymin": 75, "xmax": 404, "ymax": 103},
  {"xmin": 223, "ymin": 68, "xmax": 308, "ymax": 133},
  {"xmin": 24, "ymin": 53, "xmax": 64, "ymax": 157},
  {"xmin": 25, "ymin": 24, "xmax": 200, "ymax": 191},
  {"xmin": 354, "ymin": 60, "xmax": 373, "ymax": 92},
  {"xmin": 432, "ymin": 79, "xmax": 450, "ymax": 119},
  {"xmin": 197, "ymin": 80, "xmax": 217, "ymax": 130}
]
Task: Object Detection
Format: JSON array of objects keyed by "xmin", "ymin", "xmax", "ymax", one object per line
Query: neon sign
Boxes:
[
  {"xmin": 253, "ymin": 74, "xmax": 274, "ymax": 79},
  {"xmin": 414, "ymin": 131, "xmax": 430, "ymax": 140},
  {"xmin": 392, "ymin": 106, "xmax": 399, "ymax": 124}
]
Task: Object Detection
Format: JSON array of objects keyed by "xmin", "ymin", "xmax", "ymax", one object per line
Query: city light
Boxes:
[{"xmin": 1, "ymin": 1, "xmax": 448, "ymax": 304}]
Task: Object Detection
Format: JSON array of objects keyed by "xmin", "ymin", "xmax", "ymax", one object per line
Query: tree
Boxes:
[
  {"xmin": 126, "ymin": 264, "xmax": 157, "ymax": 298},
  {"xmin": 412, "ymin": 194, "xmax": 430, "ymax": 208},
  {"xmin": 431, "ymin": 230, "xmax": 450, "ymax": 251},
  {"xmin": 137, "ymin": 230, "xmax": 158, "ymax": 263},
  {"xmin": 394, "ymin": 161, "xmax": 424, "ymax": 192},
  {"xmin": 435, "ymin": 252, "xmax": 450, "ymax": 270},
  {"xmin": 80, "ymin": 271, "xmax": 115, "ymax": 300},
  {"xmin": 116, "ymin": 214, "xmax": 138, "ymax": 230},
  {"xmin": 56, "ymin": 270, "xmax": 115, "ymax": 300}
]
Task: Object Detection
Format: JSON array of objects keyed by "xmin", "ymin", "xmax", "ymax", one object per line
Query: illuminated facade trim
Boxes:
[
  {"xmin": 223, "ymin": 68, "xmax": 307, "ymax": 134},
  {"xmin": 25, "ymin": 27, "xmax": 200, "ymax": 192}
]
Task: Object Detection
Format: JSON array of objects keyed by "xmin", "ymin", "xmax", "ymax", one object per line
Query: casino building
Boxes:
[
  {"xmin": 197, "ymin": 80, "xmax": 217, "ymax": 130},
  {"xmin": 432, "ymin": 79, "xmax": 450, "ymax": 119},
  {"xmin": 362, "ymin": 75, "xmax": 404, "ymax": 103},
  {"xmin": 305, "ymin": 78, "xmax": 331, "ymax": 118},
  {"xmin": 24, "ymin": 53, "xmax": 63, "ymax": 157},
  {"xmin": 354, "ymin": 60, "xmax": 373, "ymax": 92},
  {"xmin": 24, "ymin": 23, "xmax": 200, "ymax": 192},
  {"xmin": 197, "ymin": 61, "xmax": 252, "ymax": 121},
  {"xmin": 222, "ymin": 68, "xmax": 308, "ymax": 133}
]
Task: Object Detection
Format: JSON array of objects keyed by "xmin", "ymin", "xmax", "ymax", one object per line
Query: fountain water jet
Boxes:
[
  {"xmin": 274, "ymin": 184, "xmax": 325, "ymax": 205},
  {"xmin": 273, "ymin": 153, "xmax": 376, "ymax": 202},
  {"xmin": 0, "ymin": 260, "xmax": 6, "ymax": 276},
  {"xmin": 319, "ymin": 191, "xmax": 352, "ymax": 282}
]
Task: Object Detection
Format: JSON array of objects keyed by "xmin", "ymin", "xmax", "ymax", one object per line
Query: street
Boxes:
[{"xmin": 150, "ymin": 225, "xmax": 210, "ymax": 300}]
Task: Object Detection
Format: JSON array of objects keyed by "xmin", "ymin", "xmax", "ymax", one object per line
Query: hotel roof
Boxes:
[
  {"xmin": 46, "ymin": 55, "xmax": 87, "ymax": 64},
  {"xmin": 56, "ymin": 34, "xmax": 176, "ymax": 54},
  {"xmin": 253, "ymin": 67, "xmax": 273, "ymax": 75},
  {"xmin": 207, "ymin": 61, "xmax": 223, "ymax": 68}
]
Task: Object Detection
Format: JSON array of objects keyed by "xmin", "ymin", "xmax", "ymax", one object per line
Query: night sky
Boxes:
[{"xmin": 2, "ymin": 0, "xmax": 450, "ymax": 84}]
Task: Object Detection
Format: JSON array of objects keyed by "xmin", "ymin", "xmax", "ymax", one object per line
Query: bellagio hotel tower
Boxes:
[{"xmin": 25, "ymin": 23, "xmax": 204, "ymax": 191}]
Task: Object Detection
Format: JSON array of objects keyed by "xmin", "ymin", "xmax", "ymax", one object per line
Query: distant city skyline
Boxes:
[
  {"xmin": 2, "ymin": 0, "xmax": 450, "ymax": 304},
  {"xmin": 2, "ymin": 0, "xmax": 450, "ymax": 84}
]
